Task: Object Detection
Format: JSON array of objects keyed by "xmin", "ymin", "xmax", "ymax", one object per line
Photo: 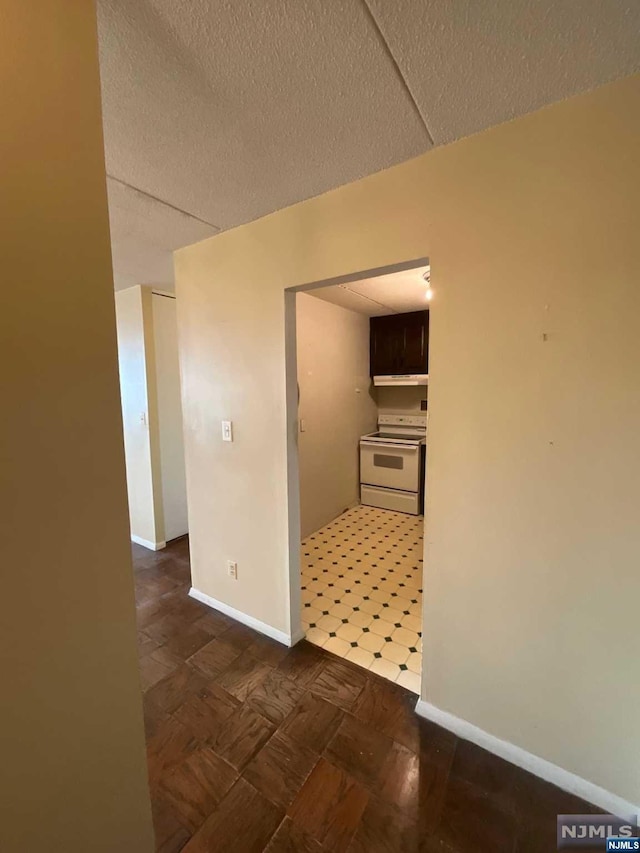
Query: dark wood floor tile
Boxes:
[
  {"xmin": 138, "ymin": 630, "xmax": 161, "ymax": 657},
  {"xmin": 151, "ymin": 795, "xmax": 192, "ymax": 853},
  {"xmin": 143, "ymin": 693, "xmax": 171, "ymax": 739},
  {"xmin": 512, "ymin": 774, "xmax": 610, "ymax": 853},
  {"xmin": 145, "ymin": 664, "xmax": 209, "ymax": 716},
  {"xmin": 183, "ymin": 777, "xmax": 283, "ymax": 853},
  {"xmin": 164, "ymin": 627, "xmax": 214, "ymax": 661},
  {"xmin": 132, "ymin": 539, "xmax": 602, "ymax": 853},
  {"xmin": 265, "ymin": 817, "xmax": 325, "ymax": 853},
  {"xmin": 280, "ymin": 691, "xmax": 344, "ymax": 753},
  {"xmin": 159, "ymin": 746, "xmax": 238, "ymax": 833},
  {"xmin": 276, "ymin": 640, "xmax": 327, "ymax": 688},
  {"xmin": 514, "ymin": 815, "xmax": 605, "ymax": 853},
  {"xmin": 244, "ymin": 731, "xmax": 319, "ymax": 809},
  {"xmin": 376, "ymin": 740, "xmax": 452, "ymax": 834},
  {"xmin": 145, "ymin": 612, "xmax": 191, "ymax": 644},
  {"xmin": 140, "ymin": 651, "xmax": 178, "ymax": 692},
  {"xmin": 187, "ymin": 635, "xmax": 242, "ymax": 679},
  {"xmin": 147, "ymin": 644, "xmax": 185, "ymax": 673},
  {"xmin": 161, "ymin": 594, "xmax": 208, "ymax": 624},
  {"xmin": 246, "ymin": 668, "xmax": 305, "ymax": 725},
  {"xmin": 351, "ymin": 676, "xmax": 406, "ymax": 726},
  {"xmin": 288, "ymin": 757, "xmax": 369, "ymax": 853},
  {"xmin": 415, "ymin": 715, "xmax": 459, "ymax": 770},
  {"xmin": 216, "ymin": 649, "xmax": 274, "ymax": 702},
  {"xmin": 212, "ymin": 703, "xmax": 275, "ymax": 770},
  {"xmin": 244, "ymin": 632, "xmax": 291, "ymax": 666},
  {"xmin": 147, "ymin": 716, "xmax": 202, "ymax": 788},
  {"xmin": 308, "ymin": 658, "xmax": 367, "ymax": 711},
  {"xmin": 324, "ymin": 713, "xmax": 393, "ymax": 788},
  {"xmin": 449, "ymin": 738, "xmax": 520, "ymax": 814},
  {"xmin": 192, "ymin": 609, "xmax": 236, "ymax": 638},
  {"xmin": 351, "ymin": 677, "xmax": 422, "ymax": 752},
  {"xmin": 436, "ymin": 775, "xmax": 518, "ymax": 853},
  {"xmin": 512, "ymin": 769, "xmax": 604, "ymax": 822},
  {"xmin": 347, "ymin": 796, "xmax": 421, "ymax": 853},
  {"xmin": 221, "ymin": 622, "xmax": 259, "ymax": 652},
  {"xmin": 418, "ymin": 834, "xmax": 463, "ymax": 852},
  {"xmin": 172, "ymin": 682, "xmax": 240, "ymax": 742},
  {"xmin": 137, "ymin": 599, "xmax": 172, "ymax": 630}
]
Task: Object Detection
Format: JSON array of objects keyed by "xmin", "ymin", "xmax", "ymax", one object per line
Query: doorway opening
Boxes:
[
  {"xmin": 114, "ymin": 286, "xmax": 189, "ymax": 552},
  {"xmin": 285, "ymin": 258, "xmax": 430, "ymax": 695}
]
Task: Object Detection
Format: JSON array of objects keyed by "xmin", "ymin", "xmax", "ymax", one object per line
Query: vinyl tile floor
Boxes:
[{"xmin": 301, "ymin": 505, "xmax": 423, "ymax": 693}]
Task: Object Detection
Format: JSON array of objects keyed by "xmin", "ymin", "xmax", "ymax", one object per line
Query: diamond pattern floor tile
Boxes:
[{"xmin": 301, "ymin": 506, "xmax": 423, "ymax": 693}]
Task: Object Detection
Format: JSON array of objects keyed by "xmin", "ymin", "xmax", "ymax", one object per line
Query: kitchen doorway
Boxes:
[{"xmin": 284, "ymin": 258, "xmax": 430, "ymax": 694}]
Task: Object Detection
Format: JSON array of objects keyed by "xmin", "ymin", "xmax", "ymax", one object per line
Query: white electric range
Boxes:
[{"xmin": 359, "ymin": 413, "xmax": 427, "ymax": 515}]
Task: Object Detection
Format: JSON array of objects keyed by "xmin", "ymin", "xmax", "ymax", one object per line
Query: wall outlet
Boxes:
[{"xmin": 227, "ymin": 560, "xmax": 238, "ymax": 579}]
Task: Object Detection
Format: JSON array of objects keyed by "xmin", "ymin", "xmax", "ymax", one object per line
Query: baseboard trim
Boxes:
[
  {"xmin": 131, "ymin": 535, "xmax": 166, "ymax": 551},
  {"xmin": 189, "ymin": 587, "xmax": 294, "ymax": 647},
  {"xmin": 414, "ymin": 700, "xmax": 638, "ymax": 819}
]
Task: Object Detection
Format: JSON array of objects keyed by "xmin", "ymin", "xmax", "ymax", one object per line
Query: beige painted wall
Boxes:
[
  {"xmin": 152, "ymin": 293, "xmax": 189, "ymax": 541},
  {"xmin": 0, "ymin": 3, "xmax": 153, "ymax": 851},
  {"xmin": 116, "ymin": 286, "xmax": 164, "ymax": 547},
  {"xmin": 115, "ymin": 287, "xmax": 189, "ymax": 547},
  {"xmin": 296, "ymin": 293, "xmax": 377, "ymax": 538},
  {"xmin": 376, "ymin": 384, "xmax": 427, "ymax": 414},
  {"xmin": 175, "ymin": 74, "xmax": 640, "ymax": 805}
]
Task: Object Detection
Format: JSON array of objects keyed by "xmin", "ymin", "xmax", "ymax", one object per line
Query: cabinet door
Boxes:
[
  {"xmin": 401, "ymin": 311, "xmax": 429, "ymax": 373},
  {"xmin": 370, "ymin": 315, "xmax": 405, "ymax": 375},
  {"xmin": 370, "ymin": 310, "xmax": 429, "ymax": 376}
]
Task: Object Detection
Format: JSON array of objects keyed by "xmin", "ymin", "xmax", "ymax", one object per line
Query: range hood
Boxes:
[{"xmin": 373, "ymin": 374, "xmax": 429, "ymax": 387}]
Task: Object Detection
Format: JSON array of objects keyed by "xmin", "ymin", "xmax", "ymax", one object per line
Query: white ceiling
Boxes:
[
  {"xmin": 97, "ymin": 1, "xmax": 640, "ymax": 291},
  {"xmin": 309, "ymin": 266, "xmax": 431, "ymax": 316}
]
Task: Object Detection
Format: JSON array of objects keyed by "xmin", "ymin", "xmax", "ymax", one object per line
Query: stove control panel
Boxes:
[{"xmin": 378, "ymin": 414, "xmax": 427, "ymax": 427}]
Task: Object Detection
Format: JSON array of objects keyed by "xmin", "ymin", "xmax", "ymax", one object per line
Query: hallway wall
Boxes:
[
  {"xmin": 175, "ymin": 74, "xmax": 640, "ymax": 808},
  {"xmin": 0, "ymin": 3, "xmax": 153, "ymax": 850}
]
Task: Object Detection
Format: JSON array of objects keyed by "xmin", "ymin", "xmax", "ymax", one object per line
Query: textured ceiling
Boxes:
[
  {"xmin": 309, "ymin": 266, "xmax": 431, "ymax": 316},
  {"xmin": 98, "ymin": 1, "xmax": 640, "ymax": 290},
  {"xmin": 366, "ymin": 0, "xmax": 640, "ymax": 144}
]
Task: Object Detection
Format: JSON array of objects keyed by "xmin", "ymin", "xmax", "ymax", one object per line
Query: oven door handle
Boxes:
[{"xmin": 360, "ymin": 442, "xmax": 420, "ymax": 452}]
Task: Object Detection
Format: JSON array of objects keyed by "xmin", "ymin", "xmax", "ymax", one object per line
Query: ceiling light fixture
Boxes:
[{"xmin": 422, "ymin": 269, "xmax": 433, "ymax": 303}]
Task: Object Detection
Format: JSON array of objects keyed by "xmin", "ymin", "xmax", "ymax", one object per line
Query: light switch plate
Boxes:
[{"xmin": 221, "ymin": 420, "xmax": 233, "ymax": 442}]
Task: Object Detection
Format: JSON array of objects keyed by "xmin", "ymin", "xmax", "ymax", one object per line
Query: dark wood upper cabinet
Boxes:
[{"xmin": 370, "ymin": 310, "xmax": 429, "ymax": 376}]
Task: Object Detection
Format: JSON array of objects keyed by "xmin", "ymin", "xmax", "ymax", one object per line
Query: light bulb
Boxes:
[{"xmin": 425, "ymin": 288, "xmax": 433, "ymax": 302}]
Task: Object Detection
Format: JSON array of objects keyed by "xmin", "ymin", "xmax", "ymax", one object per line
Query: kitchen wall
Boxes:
[
  {"xmin": 296, "ymin": 292, "xmax": 377, "ymax": 538},
  {"xmin": 0, "ymin": 2, "xmax": 153, "ymax": 849},
  {"xmin": 175, "ymin": 74, "xmax": 640, "ymax": 808},
  {"xmin": 376, "ymin": 385, "xmax": 427, "ymax": 414}
]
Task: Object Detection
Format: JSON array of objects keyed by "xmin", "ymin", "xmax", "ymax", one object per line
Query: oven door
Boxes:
[{"xmin": 360, "ymin": 441, "xmax": 420, "ymax": 492}]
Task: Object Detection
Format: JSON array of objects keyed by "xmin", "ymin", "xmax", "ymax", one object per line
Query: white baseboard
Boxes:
[
  {"xmin": 415, "ymin": 700, "xmax": 638, "ymax": 820},
  {"xmin": 189, "ymin": 587, "xmax": 296, "ymax": 647},
  {"xmin": 131, "ymin": 535, "xmax": 166, "ymax": 551}
]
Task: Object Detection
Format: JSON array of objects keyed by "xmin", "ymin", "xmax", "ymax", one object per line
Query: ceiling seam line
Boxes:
[
  {"xmin": 342, "ymin": 286, "xmax": 398, "ymax": 313},
  {"xmin": 107, "ymin": 174, "xmax": 221, "ymax": 231},
  {"xmin": 359, "ymin": 0, "xmax": 435, "ymax": 146}
]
